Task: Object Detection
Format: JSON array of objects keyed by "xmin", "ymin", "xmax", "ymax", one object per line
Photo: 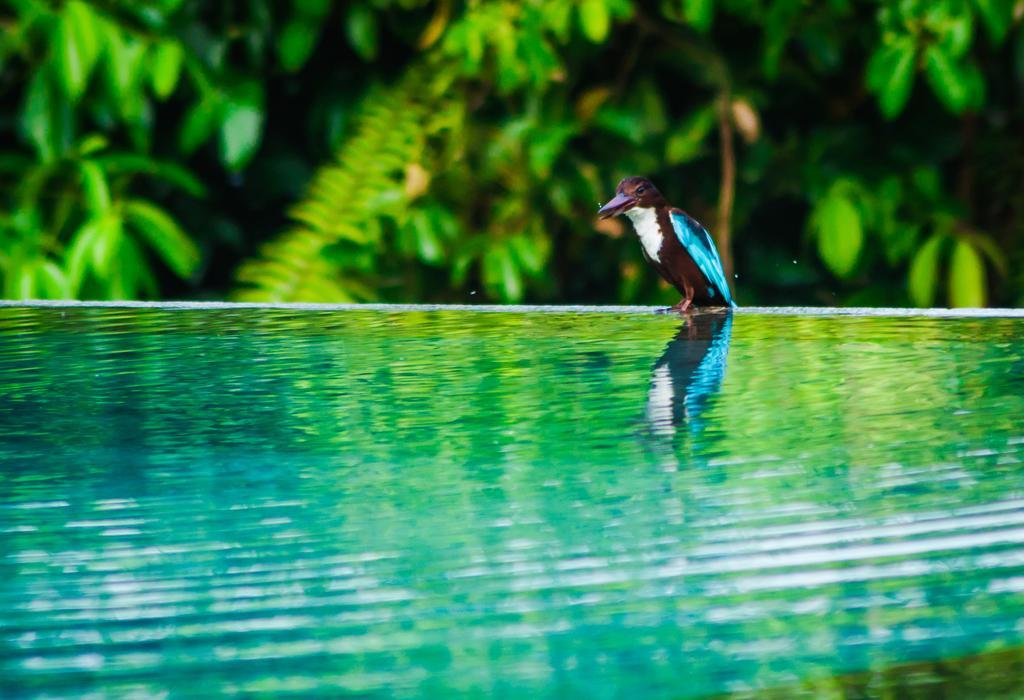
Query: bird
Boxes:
[{"xmin": 597, "ymin": 176, "xmax": 735, "ymax": 312}]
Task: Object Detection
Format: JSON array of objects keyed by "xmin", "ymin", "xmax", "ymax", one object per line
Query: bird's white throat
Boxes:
[{"xmin": 625, "ymin": 207, "xmax": 663, "ymax": 262}]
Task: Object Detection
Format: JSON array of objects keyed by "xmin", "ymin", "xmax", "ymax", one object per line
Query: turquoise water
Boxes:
[{"xmin": 1, "ymin": 306, "xmax": 1024, "ymax": 697}]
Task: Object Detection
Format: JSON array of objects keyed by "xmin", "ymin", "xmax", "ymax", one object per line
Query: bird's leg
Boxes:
[
  {"xmin": 671, "ymin": 298, "xmax": 692, "ymax": 313},
  {"xmin": 670, "ymin": 280, "xmax": 695, "ymax": 314}
]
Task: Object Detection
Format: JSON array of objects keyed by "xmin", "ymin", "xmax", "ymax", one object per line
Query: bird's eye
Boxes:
[{"xmin": 635, "ymin": 186, "xmax": 646, "ymax": 195}]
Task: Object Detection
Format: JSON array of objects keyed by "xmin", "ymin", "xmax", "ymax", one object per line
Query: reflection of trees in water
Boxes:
[{"xmin": 723, "ymin": 644, "xmax": 1024, "ymax": 699}]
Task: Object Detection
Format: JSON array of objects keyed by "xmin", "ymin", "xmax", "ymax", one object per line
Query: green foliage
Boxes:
[
  {"xmin": 666, "ymin": 106, "xmax": 717, "ymax": 164},
  {"xmin": 1, "ymin": 1, "xmax": 204, "ymax": 299},
  {"xmin": 150, "ymin": 41, "xmax": 184, "ymax": 100},
  {"xmin": 909, "ymin": 235, "xmax": 945, "ymax": 307},
  {"xmin": 949, "ymin": 238, "xmax": 987, "ymax": 307},
  {"xmin": 219, "ymin": 83, "xmax": 265, "ymax": 172},
  {"xmin": 685, "ymin": 0, "xmax": 715, "ymax": 33},
  {"xmin": 866, "ymin": 38, "xmax": 917, "ymax": 119},
  {"xmin": 236, "ymin": 61, "xmax": 460, "ymax": 301},
  {"xmin": 345, "ymin": 4, "xmax": 379, "ymax": 61},
  {"xmin": 0, "ymin": 129, "xmax": 202, "ymax": 299},
  {"xmin": 579, "ymin": 0, "xmax": 612, "ymax": 43},
  {"xmin": 0, "ymin": 0, "xmax": 1021, "ymax": 306},
  {"xmin": 974, "ymin": 0, "xmax": 1015, "ymax": 44},
  {"xmin": 867, "ymin": 0, "xmax": 998, "ymax": 118},
  {"xmin": 810, "ymin": 181, "xmax": 865, "ymax": 280}
]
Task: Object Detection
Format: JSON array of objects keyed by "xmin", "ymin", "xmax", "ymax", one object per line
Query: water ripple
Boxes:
[{"xmin": 1, "ymin": 308, "xmax": 1023, "ymax": 697}]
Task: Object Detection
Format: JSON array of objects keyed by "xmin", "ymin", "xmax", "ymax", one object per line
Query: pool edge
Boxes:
[{"xmin": 0, "ymin": 300, "xmax": 1022, "ymax": 318}]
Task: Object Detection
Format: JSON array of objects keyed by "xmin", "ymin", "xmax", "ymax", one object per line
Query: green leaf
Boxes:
[
  {"xmin": 866, "ymin": 38, "xmax": 917, "ymax": 119},
  {"xmin": 451, "ymin": 249, "xmax": 476, "ymax": 287},
  {"xmin": 684, "ymin": 0, "xmax": 714, "ymax": 32},
  {"xmin": 881, "ymin": 224, "xmax": 920, "ymax": 266},
  {"xmin": 908, "ymin": 233, "xmax": 944, "ymax": 306},
  {"xmin": 66, "ymin": 219, "xmax": 102, "ymax": 294},
  {"xmin": 966, "ymin": 232, "xmax": 1008, "ymax": 277},
  {"xmin": 942, "ymin": 11, "xmax": 974, "ymax": 58},
  {"xmin": 962, "ymin": 60, "xmax": 986, "ymax": 110},
  {"xmin": 527, "ymin": 124, "xmax": 576, "ymax": 177},
  {"xmin": 483, "ymin": 246, "xmax": 523, "ymax": 301},
  {"xmin": 219, "ymin": 84, "xmax": 264, "ymax": 170},
  {"xmin": 117, "ymin": 235, "xmax": 158, "ymax": 298},
  {"xmin": 509, "ymin": 233, "xmax": 548, "ymax": 276},
  {"xmin": 76, "ymin": 133, "xmax": 109, "ymax": 156},
  {"xmin": 124, "ymin": 199, "xmax": 200, "ymax": 278},
  {"xmin": 911, "ymin": 167, "xmax": 943, "ymax": 200},
  {"xmin": 974, "ymin": 0, "xmax": 1013, "ymax": 44},
  {"xmin": 346, "ymin": 4, "xmax": 378, "ymax": 60},
  {"xmin": 593, "ymin": 106, "xmax": 645, "ymax": 144},
  {"xmin": 758, "ymin": 0, "xmax": 800, "ymax": 79},
  {"xmin": 948, "ymin": 238, "xmax": 986, "ymax": 307},
  {"xmin": 924, "ymin": 45, "xmax": 970, "ymax": 113},
  {"xmin": 427, "ymin": 204, "xmax": 461, "ymax": 243},
  {"xmin": 91, "ymin": 215, "xmax": 124, "ymax": 276},
  {"xmin": 149, "ymin": 40, "xmax": 184, "ymax": 99},
  {"xmin": 20, "ymin": 71, "xmax": 56, "ymax": 161},
  {"xmin": 494, "ymin": 31, "xmax": 523, "ymax": 92},
  {"xmin": 408, "ymin": 210, "xmax": 443, "ymax": 264},
  {"xmin": 56, "ymin": 1, "xmax": 100, "ymax": 101},
  {"xmin": 36, "ymin": 261, "xmax": 70, "ymax": 299},
  {"xmin": 813, "ymin": 189, "xmax": 863, "ymax": 279},
  {"xmin": 20, "ymin": 59, "xmax": 75, "ymax": 159},
  {"xmin": 666, "ymin": 105, "xmax": 716, "ymax": 163},
  {"xmin": 279, "ymin": 18, "xmax": 320, "ymax": 72},
  {"xmin": 180, "ymin": 98, "xmax": 222, "ymax": 154},
  {"xmin": 579, "ymin": 0, "xmax": 611, "ymax": 42},
  {"xmin": 545, "ymin": 0, "xmax": 574, "ymax": 41},
  {"xmin": 103, "ymin": 24, "xmax": 148, "ymax": 119},
  {"xmin": 79, "ymin": 161, "xmax": 110, "ymax": 213},
  {"xmin": 96, "ymin": 153, "xmax": 206, "ymax": 197},
  {"xmin": 14, "ymin": 266, "xmax": 35, "ymax": 300}
]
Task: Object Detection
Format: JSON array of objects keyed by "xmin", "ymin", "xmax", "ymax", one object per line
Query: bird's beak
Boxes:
[{"xmin": 597, "ymin": 192, "xmax": 635, "ymax": 220}]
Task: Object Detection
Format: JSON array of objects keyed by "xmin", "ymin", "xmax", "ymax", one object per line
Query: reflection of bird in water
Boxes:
[{"xmin": 647, "ymin": 312, "xmax": 733, "ymax": 439}]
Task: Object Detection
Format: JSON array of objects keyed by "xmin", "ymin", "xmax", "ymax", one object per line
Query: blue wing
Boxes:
[{"xmin": 668, "ymin": 210, "xmax": 736, "ymax": 307}]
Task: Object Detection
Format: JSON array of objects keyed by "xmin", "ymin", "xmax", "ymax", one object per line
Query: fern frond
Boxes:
[{"xmin": 233, "ymin": 60, "xmax": 459, "ymax": 302}]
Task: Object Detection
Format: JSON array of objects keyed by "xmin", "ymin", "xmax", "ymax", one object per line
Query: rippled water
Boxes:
[{"xmin": 2, "ymin": 306, "xmax": 1023, "ymax": 698}]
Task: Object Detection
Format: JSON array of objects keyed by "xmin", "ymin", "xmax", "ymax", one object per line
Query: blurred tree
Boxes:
[{"xmin": 0, "ymin": 0, "xmax": 1021, "ymax": 307}]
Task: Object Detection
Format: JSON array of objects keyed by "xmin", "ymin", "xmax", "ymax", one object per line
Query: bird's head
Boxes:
[{"xmin": 597, "ymin": 177, "xmax": 664, "ymax": 219}]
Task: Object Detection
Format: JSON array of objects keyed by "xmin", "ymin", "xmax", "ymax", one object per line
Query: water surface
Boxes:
[{"xmin": 1, "ymin": 307, "xmax": 1023, "ymax": 697}]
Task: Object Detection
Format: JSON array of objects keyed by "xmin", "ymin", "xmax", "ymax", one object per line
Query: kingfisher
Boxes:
[{"xmin": 598, "ymin": 177, "xmax": 735, "ymax": 312}]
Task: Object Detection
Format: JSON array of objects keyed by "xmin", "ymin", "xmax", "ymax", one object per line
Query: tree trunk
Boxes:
[{"xmin": 716, "ymin": 98, "xmax": 736, "ymax": 290}]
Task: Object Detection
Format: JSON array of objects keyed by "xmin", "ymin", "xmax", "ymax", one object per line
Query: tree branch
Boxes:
[{"xmin": 716, "ymin": 96, "xmax": 735, "ymax": 289}]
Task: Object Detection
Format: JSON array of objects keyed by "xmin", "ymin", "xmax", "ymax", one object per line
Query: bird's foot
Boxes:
[{"xmin": 669, "ymin": 298, "xmax": 693, "ymax": 315}]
